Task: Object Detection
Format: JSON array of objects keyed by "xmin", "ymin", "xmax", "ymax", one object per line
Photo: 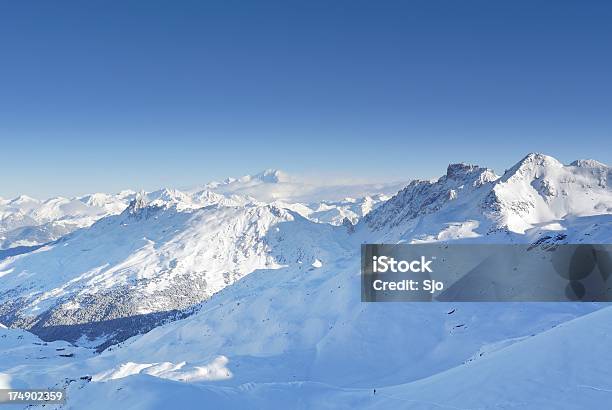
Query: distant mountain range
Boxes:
[{"xmin": 0, "ymin": 169, "xmax": 402, "ymax": 250}]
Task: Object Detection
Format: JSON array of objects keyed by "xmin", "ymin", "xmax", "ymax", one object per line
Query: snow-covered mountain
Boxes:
[
  {"xmin": 0, "ymin": 170, "xmax": 402, "ymax": 350},
  {"xmin": 0, "ymin": 153, "xmax": 611, "ymax": 409},
  {"xmin": 363, "ymin": 153, "xmax": 612, "ymax": 243},
  {"xmin": 0, "ymin": 170, "xmax": 402, "ymax": 250},
  {"xmin": 1, "ymin": 153, "xmax": 610, "ymax": 346},
  {"xmin": 0, "ymin": 200, "xmax": 351, "ymax": 349},
  {"xmin": 272, "ymin": 194, "xmax": 390, "ymax": 226},
  {"xmin": 0, "ymin": 191, "xmax": 135, "ymax": 250}
]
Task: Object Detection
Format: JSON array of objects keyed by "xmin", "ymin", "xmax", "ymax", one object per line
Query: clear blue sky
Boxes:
[{"xmin": 1, "ymin": 0, "xmax": 610, "ymax": 198}]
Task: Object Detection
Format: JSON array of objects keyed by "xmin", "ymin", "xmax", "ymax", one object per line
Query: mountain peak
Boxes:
[
  {"xmin": 444, "ymin": 163, "xmax": 499, "ymax": 188},
  {"xmin": 570, "ymin": 159, "xmax": 608, "ymax": 169},
  {"xmin": 446, "ymin": 163, "xmax": 482, "ymax": 179},
  {"xmin": 123, "ymin": 192, "xmax": 150, "ymax": 216},
  {"xmin": 516, "ymin": 152, "xmax": 562, "ymax": 169},
  {"xmin": 10, "ymin": 194, "xmax": 38, "ymax": 204},
  {"xmin": 500, "ymin": 153, "xmax": 563, "ymax": 182},
  {"xmin": 148, "ymin": 188, "xmax": 190, "ymax": 203},
  {"xmin": 253, "ymin": 169, "xmax": 289, "ymax": 183}
]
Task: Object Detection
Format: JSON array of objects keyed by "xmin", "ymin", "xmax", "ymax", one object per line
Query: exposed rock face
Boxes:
[{"xmin": 365, "ymin": 153, "xmax": 610, "ymax": 239}]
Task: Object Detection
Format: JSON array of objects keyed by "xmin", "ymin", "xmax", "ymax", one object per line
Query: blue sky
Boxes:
[{"xmin": 1, "ymin": 0, "xmax": 611, "ymax": 198}]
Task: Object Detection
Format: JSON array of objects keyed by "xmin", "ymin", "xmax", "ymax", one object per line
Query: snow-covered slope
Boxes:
[
  {"xmin": 78, "ymin": 257, "xmax": 599, "ymax": 388},
  {"xmin": 0, "ymin": 199, "xmax": 351, "ymax": 349},
  {"xmin": 357, "ymin": 305, "xmax": 612, "ymax": 409},
  {"xmin": 42, "ymin": 307, "xmax": 612, "ymax": 410},
  {"xmin": 0, "ymin": 324, "xmax": 93, "ymax": 392}
]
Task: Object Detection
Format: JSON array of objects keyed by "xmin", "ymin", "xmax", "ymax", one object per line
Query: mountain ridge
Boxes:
[{"xmin": 0, "ymin": 153, "xmax": 609, "ymax": 350}]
